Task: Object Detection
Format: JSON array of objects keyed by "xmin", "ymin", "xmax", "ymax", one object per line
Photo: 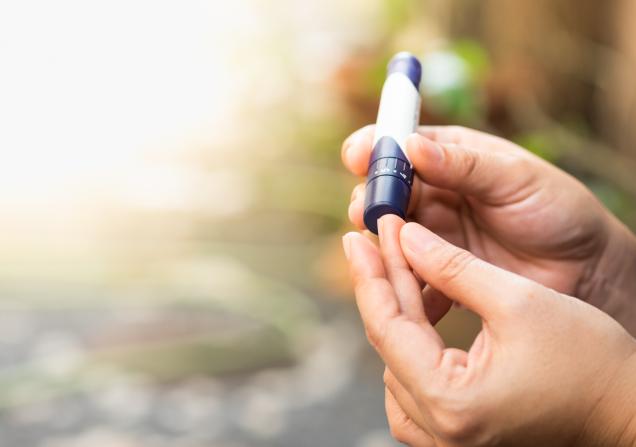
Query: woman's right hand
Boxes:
[
  {"xmin": 341, "ymin": 125, "xmax": 636, "ymax": 332},
  {"xmin": 343, "ymin": 216, "xmax": 636, "ymax": 447}
]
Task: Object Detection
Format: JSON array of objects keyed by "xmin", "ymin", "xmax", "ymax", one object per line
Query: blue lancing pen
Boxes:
[{"xmin": 363, "ymin": 52, "xmax": 422, "ymax": 234}]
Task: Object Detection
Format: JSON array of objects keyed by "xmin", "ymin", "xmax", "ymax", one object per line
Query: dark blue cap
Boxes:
[
  {"xmin": 364, "ymin": 175, "xmax": 410, "ymax": 234},
  {"xmin": 387, "ymin": 52, "xmax": 422, "ymax": 90}
]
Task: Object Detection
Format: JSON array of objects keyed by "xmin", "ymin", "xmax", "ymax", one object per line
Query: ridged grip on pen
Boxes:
[
  {"xmin": 363, "ymin": 136, "xmax": 413, "ymax": 234},
  {"xmin": 367, "ymin": 156, "xmax": 413, "ymax": 185}
]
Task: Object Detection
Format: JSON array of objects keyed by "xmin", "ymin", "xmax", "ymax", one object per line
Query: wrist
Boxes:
[
  {"xmin": 579, "ymin": 348, "xmax": 636, "ymax": 447},
  {"xmin": 579, "ymin": 214, "xmax": 636, "ymax": 335}
]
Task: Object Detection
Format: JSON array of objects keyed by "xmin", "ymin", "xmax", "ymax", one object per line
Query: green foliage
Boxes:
[
  {"xmin": 421, "ymin": 41, "xmax": 490, "ymax": 125},
  {"xmin": 515, "ymin": 132, "xmax": 560, "ymax": 163},
  {"xmin": 380, "ymin": 0, "xmax": 412, "ymax": 31},
  {"xmin": 589, "ymin": 181, "xmax": 636, "ymax": 228},
  {"xmin": 451, "ymin": 40, "xmax": 490, "ymax": 79}
]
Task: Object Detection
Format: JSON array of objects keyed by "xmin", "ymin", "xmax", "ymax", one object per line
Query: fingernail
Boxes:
[
  {"xmin": 429, "ymin": 141, "xmax": 444, "ymax": 162},
  {"xmin": 342, "ymin": 233, "xmax": 353, "ymax": 260},
  {"xmin": 378, "ymin": 215, "xmax": 386, "ymax": 235},
  {"xmin": 342, "ymin": 141, "xmax": 352, "ymax": 159},
  {"xmin": 343, "ymin": 132, "xmax": 360, "ymax": 157},
  {"xmin": 344, "ymin": 143, "xmax": 358, "ymax": 168},
  {"xmin": 350, "ymin": 185, "xmax": 361, "ymax": 202},
  {"xmin": 407, "ymin": 134, "xmax": 443, "ymax": 163}
]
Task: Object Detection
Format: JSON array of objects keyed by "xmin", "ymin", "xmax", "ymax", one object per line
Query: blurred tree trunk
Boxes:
[
  {"xmin": 599, "ymin": 0, "xmax": 636, "ymax": 156},
  {"xmin": 447, "ymin": 0, "xmax": 636, "ymax": 161}
]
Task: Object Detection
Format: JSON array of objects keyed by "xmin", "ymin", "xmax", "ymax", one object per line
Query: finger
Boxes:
[
  {"xmin": 384, "ymin": 368, "xmax": 430, "ymax": 430},
  {"xmin": 405, "ymin": 132, "xmax": 538, "ymax": 205},
  {"xmin": 348, "ymin": 184, "xmax": 366, "ymax": 229},
  {"xmin": 417, "ymin": 125, "xmax": 521, "ymax": 154},
  {"xmin": 421, "ymin": 286, "xmax": 452, "ymax": 325},
  {"xmin": 386, "ymin": 388, "xmax": 436, "ymax": 447},
  {"xmin": 341, "ymin": 125, "xmax": 375, "ymax": 176},
  {"xmin": 378, "ymin": 215, "xmax": 426, "ymax": 320},
  {"xmin": 417, "ymin": 125, "xmax": 467, "ymax": 145},
  {"xmin": 348, "ymin": 175, "xmax": 423, "ymax": 231},
  {"xmin": 343, "ymin": 231, "xmax": 444, "ymax": 389},
  {"xmin": 400, "ymin": 223, "xmax": 533, "ymax": 321}
]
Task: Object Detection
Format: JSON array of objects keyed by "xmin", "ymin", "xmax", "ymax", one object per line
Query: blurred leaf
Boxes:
[
  {"xmin": 380, "ymin": 0, "xmax": 411, "ymax": 31},
  {"xmin": 515, "ymin": 132, "xmax": 560, "ymax": 163},
  {"xmin": 451, "ymin": 40, "xmax": 490, "ymax": 80},
  {"xmin": 588, "ymin": 181, "xmax": 636, "ymax": 224},
  {"xmin": 421, "ymin": 45, "xmax": 487, "ymax": 124}
]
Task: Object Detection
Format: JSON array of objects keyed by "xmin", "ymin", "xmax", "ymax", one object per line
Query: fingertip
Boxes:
[
  {"xmin": 343, "ymin": 231, "xmax": 362, "ymax": 265},
  {"xmin": 342, "ymin": 125, "xmax": 374, "ymax": 176},
  {"xmin": 346, "ymin": 231, "xmax": 375, "ymax": 257},
  {"xmin": 342, "ymin": 232, "xmax": 355, "ymax": 260},
  {"xmin": 380, "ymin": 213, "xmax": 404, "ymax": 226},
  {"xmin": 348, "ymin": 197, "xmax": 366, "ymax": 230},
  {"xmin": 347, "ymin": 143, "xmax": 373, "ymax": 177},
  {"xmin": 342, "ymin": 124, "xmax": 373, "ymax": 149},
  {"xmin": 378, "ymin": 214, "xmax": 404, "ymax": 236}
]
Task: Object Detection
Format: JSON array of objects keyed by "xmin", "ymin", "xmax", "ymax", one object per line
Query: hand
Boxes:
[
  {"xmin": 343, "ymin": 216, "xmax": 636, "ymax": 446},
  {"xmin": 342, "ymin": 126, "xmax": 636, "ymax": 332}
]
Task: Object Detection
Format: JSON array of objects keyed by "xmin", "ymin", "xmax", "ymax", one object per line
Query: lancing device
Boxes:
[{"xmin": 363, "ymin": 52, "xmax": 422, "ymax": 234}]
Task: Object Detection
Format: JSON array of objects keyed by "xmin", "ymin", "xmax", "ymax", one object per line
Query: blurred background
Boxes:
[{"xmin": 0, "ymin": 0, "xmax": 635, "ymax": 446}]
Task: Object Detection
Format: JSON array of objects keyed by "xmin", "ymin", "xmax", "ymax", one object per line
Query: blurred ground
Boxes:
[
  {"xmin": 0, "ymin": 1, "xmax": 634, "ymax": 446},
  {"xmin": 0, "ymin": 305, "xmax": 395, "ymax": 447},
  {"xmin": 0, "ymin": 301, "xmax": 478, "ymax": 447}
]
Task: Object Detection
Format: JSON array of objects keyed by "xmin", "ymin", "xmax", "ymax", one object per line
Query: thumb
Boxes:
[
  {"xmin": 405, "ymin": 133, "xmax": 536, "ymax": 205},
  {"xmin": 400, "ymin": 222, "xmax": 534, "ymax": 320}
]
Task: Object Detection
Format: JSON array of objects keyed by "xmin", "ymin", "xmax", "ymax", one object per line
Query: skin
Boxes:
[
  {"xmin": 342, "ymin": 126, "xmax": 636, "ymax": 333},
  {"xmin": 341, "ymin": 126, "xmax": 636, "ymax": 445},
  {"xmin": 343, "ymin": 216, "xmax": 636, "ymax": 447}
]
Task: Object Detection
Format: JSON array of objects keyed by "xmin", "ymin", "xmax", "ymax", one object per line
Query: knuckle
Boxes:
[
  {"xmin": 366, "ymin": 316, "xmax": 396, "ymax": 352},
  {"xmin": 415, "ymin": 378, "xmax": 445, "ymax": 408},
  {"xmin": 447, "ymin": 125, "xmax": 469, "ymax": 137},
  {"xmin": 500, "ymin": 153, "xmax": 538, "ymax": 183},
  {"xmin": 498, "ymin": 296, "xmax": 525, "ymax": 319},
  {"xmin": 362, "ymin": 321, "xmax": 387, "ymax": 353},
  {"xmin": 430, "ymin": 406, "xmax": 477, "ymax": 443},
  {"xmin": 350, "ymin": 183, "xmax": 364, "ymax": 200},
  {"xmin": 497, "ymin": 278, "xmax": 537, "ymax": 316},
  {"xmin": 364, "ymin": 325, "xmax": 384, "ymax": 351},
  {"xmin": 436, "ymin": 248, "xmax": 475, "ymax": 286},
  {"xmin": 388, "ymin": 417, "xmax": 411, "ymax": 444},
  {"xmin": 353, "ymin": 283, "xmax": 386, "ymax": 351},
  {"xmin": 510, "ymin": 153, "xmax": 534, "ymax": 170},
  {"xmin": 360, "ymin": 301, "xmax": 402, "ymax": 353},
  {"xmin": 354, "ymin": 276, "xmax": 378, "ymax": 295},
  {"xmin": 383, "ymin": 369, "xmax": 391, "ymax": 387},
  {"xmin": 459, "ymin": 148, "xmax": 480, "ymax": 178}
]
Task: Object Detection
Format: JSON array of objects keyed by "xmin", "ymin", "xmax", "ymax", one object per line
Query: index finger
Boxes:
[
  {"xmin": 343, "ymin": 231, "xmax": 444, "ymax": 393},
  {"xmin": 378, "ymin": 215, "xmax": 426, "ymax": 321}
]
